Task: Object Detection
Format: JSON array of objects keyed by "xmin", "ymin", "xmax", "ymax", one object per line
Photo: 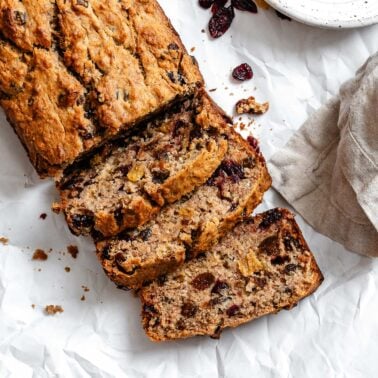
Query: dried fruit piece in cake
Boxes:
[
  {"xmin": 57, "ymin": 93, "xmax": 228, "ymax": 237},
  {"xmin": 0, "ymin": 0, "xmax": 202, "ymax": 176},
  {"xmin": 96, "ymin": 124, "xmax": 271, "ymax": 289},
  {"xmin": 141, "ymin": 208, "xmax": 323, "ymax": 341}
]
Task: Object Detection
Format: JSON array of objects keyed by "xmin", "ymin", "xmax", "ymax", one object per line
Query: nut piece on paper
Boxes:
[
  {"xmin": 236, "ymin": 96, "xmax": 270, "ymax": 115},
  {"xmin": 44, "ymin": 305, "xmax": 64, "ymax": 315}
]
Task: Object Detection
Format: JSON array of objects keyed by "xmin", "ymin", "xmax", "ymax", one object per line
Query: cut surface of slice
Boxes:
[
  {"xmin": 140, "ymin": 208, "xmax": 324, "ymax": 341},
  {"xmin": 57, "ymin": 93, "xmax": 228, "ymax": 237},
  {"xmin": 96, "ymin": 126, "xmax": 271, "ymax": 288}
]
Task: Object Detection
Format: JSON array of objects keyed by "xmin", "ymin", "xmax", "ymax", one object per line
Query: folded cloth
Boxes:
[{"xmin": 269, "ymin": 53, "xmax": 378, "ymax": 257}]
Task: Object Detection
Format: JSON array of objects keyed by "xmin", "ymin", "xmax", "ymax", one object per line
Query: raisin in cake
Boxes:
[
  {"xmin": 57, "ymin": 93, "xmax": 228, "ymax": 237},
  {"xmin": 0, "ymin": 0, "xmax": 202, "ymax": 176},
  {"xmin": 141, "ymin": 208, "xmax": 323, "ymax": 341},
  {"xmin": 96, "ymin": 126, "xmax": 271, "ymax": 289}
]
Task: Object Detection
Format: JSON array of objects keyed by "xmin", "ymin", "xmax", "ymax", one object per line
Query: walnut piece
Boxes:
[{"xmin": 238, "ymin": 249, "xmax": 264, "ymax": 276}]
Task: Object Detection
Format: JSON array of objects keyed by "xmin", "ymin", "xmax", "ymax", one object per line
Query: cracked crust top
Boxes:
[{"xmin": 0, "ymin": 0, "xmax": 203, "ymax": 177}]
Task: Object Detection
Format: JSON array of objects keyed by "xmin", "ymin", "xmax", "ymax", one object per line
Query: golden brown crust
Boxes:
[
  {"xmin": 141, "ymin": 208, "xmax": 323, "ymax": 342},
  {"xmin": 0, "ymin": 0, "xmax": 203, "ymax": 177}
]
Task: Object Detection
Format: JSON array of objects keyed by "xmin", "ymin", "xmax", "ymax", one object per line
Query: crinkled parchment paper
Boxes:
[{"xmin": 0, "ymin": 1, "xmax": 377, "ymax": 377}]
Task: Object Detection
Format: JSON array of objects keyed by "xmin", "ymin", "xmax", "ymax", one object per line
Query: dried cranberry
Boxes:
[
  {"xmin": 189, "ymin": 124, "xmax": 203, "ymax": 141},
  {"xmin": 172, "ymin": 119, "xmax": 187, "ymax": 137},
  {"xmin": 101, "ymin": 245, "xmax": 110, "ymax": 260},
  {"xmin": 115, "ymin": 252, "xmax": 126, "ymax": 264},
  {"xmin": 271, "ymin": 255, "xmax": 290, "ymax": 265},
  {"xmin": 253, "ymin": 276, "xmax": 267, "ymax": 288},
  {"xmin": 231, "ymin": 0, "xmax": 257, "ymax": 13},
  {"xmin": 211, "ymin": 0, "xmax": 227, "ymax": 14},
  {"xmin": 157, "ymin": 275, "xmax": 167, "ymax": 286},
  {"xmin": 246, "ymin": 135, "xmax": 260, "ymax": 153},
  {"xmin": 258, "ymin": 235, "xmax": 280, "ymax": 255},
  {"xmin": 117, "ymin": 165, "xmax": 131, "ymax": 176},
  {"xmin": 226, "ymin": 304, "xmax": 240, "ymax": 317},
  {"xmin": 152, "ymin": 169, "xmax": 170, "ymax": 184},
  {"xmin": 191, "ymin": 272, "xmax": 215, "ymax": 290},
  {"xmin": 168, "ymin": 42, "xmax": 179, "ymax": 50},
  {"xmin": 181, "ymin": 302, "xmax": 198, "ymax": 317},
  {"xmin": 143, "ymin": 304, "xmax": 157, "ymax": 319},
  {"xmin": 232, "ymin": 63, "xmax": 253, "ymax": 81},
  {"xmin": 221, "ymin": 160, "xmax": 245, "ymax": 181},
  {"xmin": 72, "ymin": 213, "xmax": 94, "ymax": 230},
  {"xmin": 209, "ymin": 5, "xmax": 235, "ymax": 38},
  {"xmin": 259, "ymin": 209, "xmax": 283, "ymax": 229},
  {"xmin": 276, "ymin": 11, "xmax": 292, "ymax": 21},
  {"xmin": 199, "ymin": 0, "xmax": 214, "ymax": 9},
  {"xmin": 211, "ymin": 280, "xmax": 229, "ymax": 294},
  {"xmin": 284, "ymin": 264, "xmax": 298, "ymax": 274},
  {"xmin": 139, "ymin": 228, "xmax": 152, "ymax": 241}
]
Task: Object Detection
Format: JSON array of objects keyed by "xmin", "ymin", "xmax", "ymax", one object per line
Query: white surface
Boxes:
[
  {"xmin": 0, "ymin": 2, "xmax": 378, "ymax": 377},
  {"xmin": 266, "ymin": 0, "xmax": 378, "ymax": 29}
]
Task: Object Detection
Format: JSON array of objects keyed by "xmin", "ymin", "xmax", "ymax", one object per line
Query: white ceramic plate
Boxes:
[{"xmin": 265, "ymin": 0, "xmax": 378, "ymax": 29}]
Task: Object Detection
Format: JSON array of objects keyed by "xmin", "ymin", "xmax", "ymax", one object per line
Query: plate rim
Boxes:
[{"xmin": 265, "ymin": 0, "xmax": 378, "ymax": 29}]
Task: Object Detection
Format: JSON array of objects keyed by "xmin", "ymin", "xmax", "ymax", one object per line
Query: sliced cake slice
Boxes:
[
  {"xmin": 96, "ymin": 126, "xmax": 271, "ymax": 289},
  {"xmin": 56, "ymin": 93, "xmax": 228, "ymax": 237},
  {"xmin": 140, "ymin": 208, "xmax": 324, "ymax": 341}
]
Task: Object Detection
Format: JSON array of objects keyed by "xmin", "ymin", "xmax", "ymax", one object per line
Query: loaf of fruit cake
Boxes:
[
  {"xmin": 96, "ymin": 123, "xmax": 272, "ymax": 289},
  {"xmin": 140, "ymin": 208, "xmax": 324, "ymax": 341},
  {"xmin": 56, "ymin": 92, "xmax": 228, "ymax": 237},
  {"xmin": 0, "ymin": 0, "xmax": 202, "ymax": 177}
]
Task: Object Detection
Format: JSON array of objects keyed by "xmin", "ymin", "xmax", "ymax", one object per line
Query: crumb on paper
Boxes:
[
  {"xmin": 31, "ymin": 304, "xmax": 35, "ymax": 309},
  {"xmin": 81, "ymin": 295, "xmax": 85, "ymax": 301},
  {"xmin": 32, "ymin": 249, "xmax": 48, "ymax": 261},
  {"xmin": 67, "ymin": 245, "xmax": 79, "ymax": 259},
  {"xmin": 51, "ymin": 202, "xmax": 61, "ymax": 214},
  {"xmin": 82, "ymin": 285, "xmax": 90, "ymax": 292},
  {"xmin": 40, "ymin": 213, "xmax": 47, "ymax": 220},
  {"xmin": 209, "ymin": 88, "xmax": 217, "ymax": 92},
  {"xmin": 201, "ymin": 29, "xmax": 205, "ymax": 33},
  {"xmin": 44, "ymin": 305, "xmax": 64, "ymax": 315},
  {"xmin": 239, "ymin": 122, "xmax": 246, "ymax": 130},
  {"xmin": 0, "ymin": 236, "xmax": 9, "ymax": 245},
  {"xmin": 190, "ymin": 46, "xmax": 196, "ymax": 52},
  {"xmin": 65, "ymin": 267, "xmax": 71, "ymax": 273},
  {"xmin": 236, "ymin": 96, "xmax": 269, "ymax": 115}
]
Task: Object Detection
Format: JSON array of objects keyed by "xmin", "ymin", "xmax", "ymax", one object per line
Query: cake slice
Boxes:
[
  {"xmin": 140, "ymin": 208, "xmax": 323, "ymax": 341},
  {"xmin": 0, "ymin": 0, "xmax": 202, "ymax": 176},
  {"xmin": 96, "ymin": 126, "xmax": 271, "ymax": 289},
  {"xmin": 56, "ymin": 93, "xmax": 228, "ymax": 237}
]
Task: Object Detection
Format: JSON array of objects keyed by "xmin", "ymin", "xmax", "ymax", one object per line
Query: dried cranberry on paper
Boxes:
[
  {"xmin": 231, "ymin": 0, "xmax": 258, "ymax": 13},
  {"xmin": 232, "ymin": 63, "xmax": 253, "ymax": 81},
  {"xmin": 199, "ymin": 0, "xmax": 214, "ymax": 9},
  {"xmin": 211, "ymin": 0, "xmax": 228, "ymax": 14},
  {"xmin": 209, "ymin": 5, "xmax": 235, "ymax": 38}
]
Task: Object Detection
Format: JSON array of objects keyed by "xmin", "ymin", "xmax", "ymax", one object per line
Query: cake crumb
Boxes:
[
  {"xmin": 236, "ymin": 96, "xmax": 269, "ymax": 115},
  {"xmin": 40, "ymin": 213, "xmax": 47, "ymax": 220},
  {"xmin": 0, "ymin": 237, "xmax": 9, "ymax": 245},
  {"xmin": 201, "ymin": 29, "xmax": 205, "ymax": 33},
  {"xmin": 190, "ymin": 46, "xmax": 196, "ymax": 52},
  {"xmin": 32, "ymin": 249, "xmax": 48, "ymax": 261},
  {"xmin": 65, "ymin": 267, "xmax": 71, "ymax": 272},
  {"xmin": 209, "ymin": 88, "xmax": 217, "ymax": 92},
  {"xmin": 81, "ymin": 295, "xmax": 86, "ymax": 301},
  {"xmin": 67, "ymin": 245, "xmax": 79, "ymax": 259},
  {"xmin": 44, "ymin": 305, "xmax": 64, "ymax": 315},
  {"xmin": 81, "ymin": 285, "xmax": 90, "ymax": 292},
  {"xmin": 239, "ymin": 122, "xmax": 246, "ymax": 130},
  {"xmin": 31, "ymin": 304, "xmax": 35, "ymax": 309}
]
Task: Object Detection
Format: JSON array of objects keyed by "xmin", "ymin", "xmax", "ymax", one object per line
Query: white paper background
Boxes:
[{"xmin": 0, "ymin": 2, "xmax": 378, "ymax": 377}]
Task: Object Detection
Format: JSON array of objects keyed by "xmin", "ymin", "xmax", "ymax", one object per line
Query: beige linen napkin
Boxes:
[{"xmin": 269, "ymin": 53, "xmax": 378, "ymax": 257}]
